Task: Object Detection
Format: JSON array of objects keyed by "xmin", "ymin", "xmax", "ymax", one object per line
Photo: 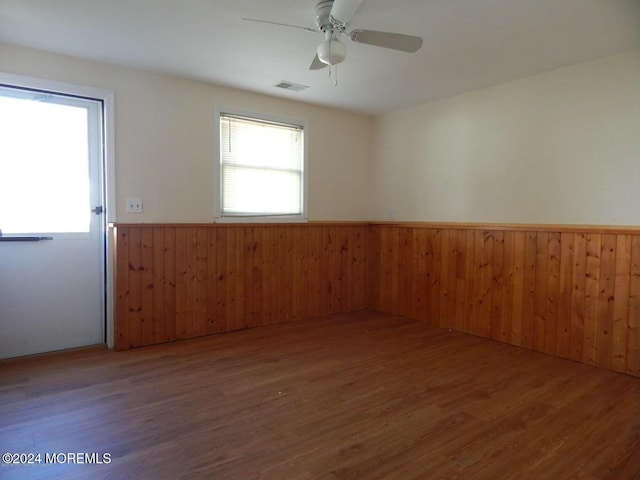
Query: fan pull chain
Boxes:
[{"xmin": 328, "ymin": 64, "xmax": 338, "ymax": 87}]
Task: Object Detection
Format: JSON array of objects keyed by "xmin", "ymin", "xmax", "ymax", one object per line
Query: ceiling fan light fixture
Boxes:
[
  {"xmin": 244, "ymin": 0, "xmax": 423, "ymax": 72},
  {"xmin": 317, "ymin": 38, "xmax": 347, "ymax": 65}
]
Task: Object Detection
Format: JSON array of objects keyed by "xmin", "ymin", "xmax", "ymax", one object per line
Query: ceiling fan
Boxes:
[{"xmin": 243, "ymin": 0, "xmax": 423, "ymax": 70}]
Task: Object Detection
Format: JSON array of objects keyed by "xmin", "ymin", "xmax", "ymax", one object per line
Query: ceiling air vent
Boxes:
[{"xmin": 274, "ymin": 81, "xmax": 309, "ymax": 92}]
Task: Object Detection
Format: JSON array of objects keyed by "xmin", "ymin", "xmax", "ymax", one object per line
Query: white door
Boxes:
[{"xmin": 0, "ymin": 85, "xmax": 105, "ymax": 359}]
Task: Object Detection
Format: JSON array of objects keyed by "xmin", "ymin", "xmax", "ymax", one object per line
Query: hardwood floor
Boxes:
[{"xmin": 1, "ymin": 311, "xmax": 638, "ymax": 480}]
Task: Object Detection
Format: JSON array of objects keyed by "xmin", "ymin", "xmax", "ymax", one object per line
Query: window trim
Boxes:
[{"xmin": 214, "ymin": 106, "xmax": 308, "ymax": 223}]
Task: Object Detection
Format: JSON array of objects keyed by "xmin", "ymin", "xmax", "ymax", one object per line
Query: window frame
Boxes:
[
  {"xmin": 214, "ymin": 107, "xmax": 308, "ymax": 223},
  {"xmin": 0, "ymin": 85, "xmax": 103, "ymax": 237}
]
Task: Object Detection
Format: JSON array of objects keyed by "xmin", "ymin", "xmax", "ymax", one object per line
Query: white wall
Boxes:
[
  {"xmin": 3, "ymin": 44, "xmax": 638, "ymax": 227},
  {"xmin": 0, "ymin": 43, "xmax": 373, "ymax": 222},
  {"xmin": 371, "ymin": 50, "xmax": 640, "ymax": 226}
]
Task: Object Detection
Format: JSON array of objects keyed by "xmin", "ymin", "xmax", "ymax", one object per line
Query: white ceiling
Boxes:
[{"xmin": 1, "ymin": 0, "xmax": 638, "ymax": 114}]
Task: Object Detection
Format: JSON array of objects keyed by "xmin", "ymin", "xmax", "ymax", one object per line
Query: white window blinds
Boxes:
[{"xmin": 219, "ymin": 113, "xmax": 304, "ymax": 217}]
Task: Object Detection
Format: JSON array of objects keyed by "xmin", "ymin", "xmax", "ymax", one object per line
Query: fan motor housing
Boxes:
[{"xmin": 315, "ymin": 0, "xmax": 333, "ymax": 31}]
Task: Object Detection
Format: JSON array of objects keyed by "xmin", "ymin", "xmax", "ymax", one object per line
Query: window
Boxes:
[
  {"xmin": 216, "ymin": 110, "xmax": 307, "ymax": 221},
  {"xmin": 0, "ymin": 85, "xmax": 102, "ymax": 234}
]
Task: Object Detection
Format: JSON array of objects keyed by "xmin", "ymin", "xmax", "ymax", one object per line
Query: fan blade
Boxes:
[
  {"xmin": 350, "ymin": 29, "xmax": 423, "ymax": 52},
  {"xmin": 309, "ymin": 54, "xmax": 328, "ymax": 70},
  {"xmin": 242, "ymin": 18, "xmax": 317, "ymax": 33},
  {"xmin": 329, "ymin": 0, "xmax": 364, "ymax": 25}
]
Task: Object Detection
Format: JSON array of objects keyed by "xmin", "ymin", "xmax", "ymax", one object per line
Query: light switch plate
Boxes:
[{"xmin": 126, "ymin": 197, "xmax": 143, "ymax": 213}]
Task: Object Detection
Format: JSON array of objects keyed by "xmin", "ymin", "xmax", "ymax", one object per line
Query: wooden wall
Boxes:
[
  {"xmin": 368, "ymin": 224, "xmax": 640, "ymax": 377},
  {"xmin": 114, "ymin": 221, "xmax": 639, "ymax": 377},
  {"xmin": 115, "ymin": 223, "xmax": 368, "ymax": 350}
]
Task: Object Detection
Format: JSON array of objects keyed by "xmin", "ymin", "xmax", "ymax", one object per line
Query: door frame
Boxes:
[{"xmin": 0, "ymin": 72, "xmax": 116, "ymax": 349}]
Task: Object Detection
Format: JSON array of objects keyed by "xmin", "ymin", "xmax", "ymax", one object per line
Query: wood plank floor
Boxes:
[{"xmin": 1, "ymin": 311, "xmax": 638, "ymax": 480}]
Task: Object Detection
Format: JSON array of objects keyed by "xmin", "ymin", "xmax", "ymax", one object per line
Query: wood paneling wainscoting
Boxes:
[
  {"xmin": 368, "ymin": 223, "xmax": 640, "ymax": 377},
  {"xmin": 114, "ymin": 221, "xmax": 639, "ymax": 377},
  {"xmin": 114, "ymin": 223, "xmax": 368, "ymax": 350}
]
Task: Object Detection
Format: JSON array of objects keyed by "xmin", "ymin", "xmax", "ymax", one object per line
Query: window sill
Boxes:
[{"xmin": 214, "ymin": 216, "xmax": 308, "ymax": 224}]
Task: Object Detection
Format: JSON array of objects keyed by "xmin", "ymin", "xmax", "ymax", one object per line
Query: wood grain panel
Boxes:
[
  {"xmin": 369, "ymin": 224, "xmax": 640, "ymax": 376},
  {"xmin": 429, "ymin": 229, "xmax": 442, "ymax": 326},
  {"xmin": 454, "ymin": 230, "xmax": 467, "ymax": 333},
  {"xmin": 491, "ymin": 230, "xmax": 505, "ymax": 342},
  {"xmin": 163, "ymin": 227, "xmax": 177, "ymax": 341},
  {"xmin": 570, "ymin": 233, "xmax": 587, "ymax": 363},
  {"xmin": 510, "ymin": 231, "xmax": 525, "ymax": 346},
  {"xmin": 464, "ymin": 229, "xmax": 477, "ymax": 334},
  {"xmin": 413, "ymin": 228, "xmax": 428, "ymax": 322},
  {"xmin": 597, "ymin": 234, "xmax": 616, "ymax": 370},
  {"xmin": 174, "ymin": 227, "xmax": 188, "ymax": 339},
  {"xmin": 500, "ymin": 231, "xmax": 514, "ymax": 344},
  {"xmin": 115, "ymin": 227, "xmax": 130, "ymax": 349},
  {"xmin": 151, "ymin": 227, "xmax": 166, "ymax": 343},
  {"xmin": 140, "ymin": 227, "xmax": 154, "ymax": 346},
  {"xmin": 533, "ymin": 231, "xmax": 549, "ymax": 353},
  {"xmin": 115, "ymin": 223, "xmax": 369, "ymax": 350},
  {"xmin": 545, "ymin": 232, "xmax": 561, "ymax": 356},
  {"xmin": 522, "ymin": 232, "xmax": 537, "ymax": 350},
  {"xmin": 557, "ymin": 232, "xmax": 573, "ymax": 359},
  {"xmin": 115, "ymin": 222, "xmax": 639, "ymax": 376},
  {"xmin": 583, "ymin": 233, "xmax": 601, "ymax": 366},
  {"xmin": 127, "ymin": 227, "xmax": 142, "ymax": 348},
  {"xmin": 628, "ymin": 236, "xmax": 640, "ymax": 375},
  {"xmin": 611, "ymin": 234, "xmax": 630, "ymax": 372},
  {"xmin": 213, "ymin": 226, "xmax": 226, "ymax": 333}
]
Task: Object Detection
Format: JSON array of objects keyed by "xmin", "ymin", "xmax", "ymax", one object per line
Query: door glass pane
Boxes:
[{"xmin": 0, "ymin": 91, "xmax": 91, "ymax": 234}]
